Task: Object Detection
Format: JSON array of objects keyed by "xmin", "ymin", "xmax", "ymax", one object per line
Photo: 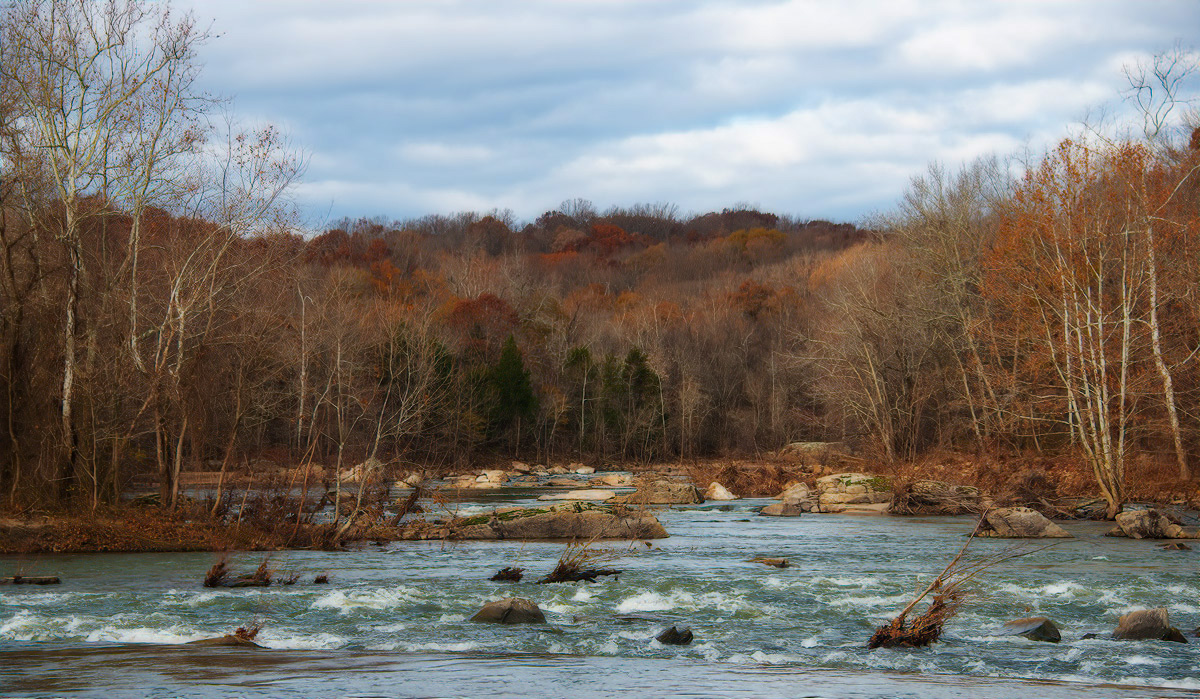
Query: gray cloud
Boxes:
[{"xmin": 179, "ymin": 0, "xmax": 1199, "ymax": 225}]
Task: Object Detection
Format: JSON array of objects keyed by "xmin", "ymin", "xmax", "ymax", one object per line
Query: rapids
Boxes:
[{"xmin": 3, "ymin": 495, "xmax": 1199, "ymax": 697}]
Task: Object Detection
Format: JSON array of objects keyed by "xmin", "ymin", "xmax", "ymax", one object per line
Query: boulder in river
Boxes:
[
  {"xmin": 423, "ymin": 505, "xmax": 668, "ymax": 540},
  {"xmin": 1113, "ymin": 607, "xmax": 1187, "ymax": 643},
  {"xmin": 1107, "ymin": 509, "xmax": 1197, "ymax": 539},
  {"xmin": 1001, "ymin": 617, "xmax": 1061, "ymax": 643},
  {"xmin": 612, "ymin": 480, "xmax": 704, "ymax": 505},
  {"xmin": 973, "ymin": 507, "xmax": 1072, "ymax": 538},
  {"xmin": 758, "ymin": 503, "xmax": 802, "ymax": 517},
  {"xmin": 705, "ymin": 482, "xmax": 738, "ymax": 501},
  {"xmin": 774, "ymin": 482, "xmax": 816, "ymax": 512},
  {"xmin": 470, "ymin": 597, "xmax": 546, "ymax": 624},
  {"xmin": 655, "ymin": 625, "xmax": 693, "ymax": 645}
]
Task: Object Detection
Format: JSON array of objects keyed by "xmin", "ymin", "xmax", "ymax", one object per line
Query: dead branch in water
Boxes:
[
  {"xmin": 490, "ymin": 566, "xmax": 524, "ymax": 582},
  {"xmin": 537, "ymin": 538, "xmax": 622, "ymax": 584},
  {"xmin": 203, "ymin": 557, "xmax": 229, "ymax": 587},
  {"xmin": 234, "ymin": 622, "xmax": 262, "ymax": 642},
  {"xmin": 868, "ymin": 513, "xmax": 1058, "ymax": 649}
]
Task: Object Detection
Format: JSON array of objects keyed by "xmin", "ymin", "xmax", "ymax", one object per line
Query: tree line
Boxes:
[{"xmin": 1, "ymin": 2, "xmax": 1198, "ymax": 519}]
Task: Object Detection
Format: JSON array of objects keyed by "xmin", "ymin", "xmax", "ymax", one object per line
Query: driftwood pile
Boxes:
[
  {"xmin": 203, "ymin": 558, "xmax": 297, "ymax": 588},
  {"xmin": 887, "ymin": 481, "xmax": 984, "ymax": 516}
]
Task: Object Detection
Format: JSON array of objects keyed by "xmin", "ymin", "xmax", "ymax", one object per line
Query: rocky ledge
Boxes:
[{"xmin": 400, "ymin": 504, "xmax": 668, "ymax": 541}]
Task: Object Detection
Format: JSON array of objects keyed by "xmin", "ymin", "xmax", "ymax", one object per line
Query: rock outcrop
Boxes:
[
  {"xmin": 413, "ymin": 506, "xmax": 668, "ymax": 540},
  {"xmin": 1107, "ymin": 509, "xmax": 1198, "ymax": 539},
  {"xmin": 471, "ymin": 597, "xmax": 546, "ymax": 624},
  {"xmin": 973, "ymin": 507, "xmax": 1072, "ymax": 538},
  {"xmin": 773, "ymin": 482, "xmax": 817, "ymax": 512},
  {"xmin": 612, "ymin": 480, "xmax": 704, "ymax": 505},
  {"xmin": 1113, "ymin": 608, "xmax": 1187, "ymax": 643},
  {"xmin": 815, "ymin": 473, "xmax": 891, "ymax": 513}
]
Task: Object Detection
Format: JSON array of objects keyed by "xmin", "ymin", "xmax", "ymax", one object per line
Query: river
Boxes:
[{"xmin": 2, "ymin": 493, "xmax": 1199, "ymax": 697}]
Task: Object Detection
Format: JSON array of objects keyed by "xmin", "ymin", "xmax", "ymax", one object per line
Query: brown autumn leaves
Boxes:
[{"xmin": 1, "ymin": 2, "xmax": 1198, "ymax": 520}]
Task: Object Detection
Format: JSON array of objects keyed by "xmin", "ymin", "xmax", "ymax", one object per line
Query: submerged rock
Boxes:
[
  {"xmin": 612, "ymin": 481, "xmax": 704, "ymax": 505},
  {"xmin": 974, "ymin": 507, "xmax": 1072, "ymax": 538},
  {"xmin": 1001, "ymin": 617, "xmax": 1061, "ymax": 643},
  {"xmin": 187, "ymin": 635, "xmax": 264, "ymax": 648},
  {"xmin": 655, "ymin": 625, "xmax": 693, "ymax": 645},
  {"xmin": 1113, "ymin": 607, "xmax": 1187, "ymax": 643},
  {"xmin": 536, "ymin": 489, "xmax": 615, "ymax": 501},
  {"xmin": 471, "ymin": 597, "xmax": 546, "ymax": 624},
  {"xmin": 758, "ymin": 503, "xmax": 802, "ymax": 517},
  {"xmin": 705, "ymin": 482, "xmax": 738, "ymax": 501}
]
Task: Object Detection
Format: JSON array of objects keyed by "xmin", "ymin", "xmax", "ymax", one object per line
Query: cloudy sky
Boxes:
[{"xmin": 180, "ymin": 0, "xmax": 1198, "ymax": 226}]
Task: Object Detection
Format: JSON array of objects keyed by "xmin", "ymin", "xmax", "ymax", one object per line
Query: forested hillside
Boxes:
[{"xmin": 1, "ymin": 1, "xmax": 1198, "ymax": 519}]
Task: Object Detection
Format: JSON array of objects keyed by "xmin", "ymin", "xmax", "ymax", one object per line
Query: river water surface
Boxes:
[{"xmin": 2, "ymin": 495, "xmax": 1199, "ymax": 697}]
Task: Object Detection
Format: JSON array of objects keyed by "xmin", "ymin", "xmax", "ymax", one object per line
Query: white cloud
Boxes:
[{"xmin": 176, "ymin": 0, "xmax": 1199, "ymax": 222}]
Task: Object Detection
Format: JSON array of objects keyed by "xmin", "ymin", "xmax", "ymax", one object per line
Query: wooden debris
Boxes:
[
  {"xmin": 490, "ymin": 566, "xmax": 525, "ymax": 582},
  {"xmin": 203, "ymin": 558, "xmax": 275, "ymax": 588},
  {"xmin": 537, "ymin": 539, "xmax": 622, "ymax": 584},
  {"xmin": 0, "ymin": 575, "xmax": 61, "ymax": 585}
]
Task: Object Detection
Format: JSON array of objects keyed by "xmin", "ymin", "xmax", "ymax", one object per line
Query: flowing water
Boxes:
[{"xmin": 3, "ymin": 494, "xmax": 1200, "ymax": 697}]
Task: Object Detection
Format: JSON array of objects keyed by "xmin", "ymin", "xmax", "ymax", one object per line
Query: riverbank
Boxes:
[{"xmin": 2, "ymin": 450, "xmax": 1197, "ymax": 555}]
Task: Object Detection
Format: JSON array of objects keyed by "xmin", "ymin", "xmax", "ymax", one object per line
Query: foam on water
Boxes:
[
  {"xmin": 614, "ymin": 589, "xmax": 755, "ymax": 615},
  {"xmin": 310, "ymin": 586, "xmax": 422, "ymax": 614},
  {"xmin": 84, "ymin": 625, "xmax": 201, "ymax": 645},
  {"xmin": 258, "ymin": 631, "xmax": 346, "ymax": 650}
]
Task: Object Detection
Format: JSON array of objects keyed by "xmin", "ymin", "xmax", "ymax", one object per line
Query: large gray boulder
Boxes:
[
  {"xmin": 974, "ymin": 507, "xmax": 1072, "ymax": 538},
  {"xmin": 448, "ymin": 506, "xmax": 668, "ymax": 540},
  {"xmin": 1108, "ymin": 509, "xmax": 1197, "ymax": 539},
  {"xmin": 1001, "ymin": 617, "xmax": 1061, "ymax": 642},
  {"xmin": 612, "ymin": 480, "xmax": 704, "ymax": 505},
  {"xmin": 1113, "ymin": 607, "xmax": 1187, "ymax": 643},
  {"xmin": 471, "ymin": 597, "xmax": 546, "ymax": 624}
]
